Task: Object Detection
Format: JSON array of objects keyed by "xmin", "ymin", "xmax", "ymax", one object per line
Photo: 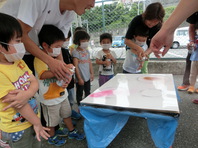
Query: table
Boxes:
[{"xmin": 80, "ymin": 74, "xmax": 180, "ymax": 148}]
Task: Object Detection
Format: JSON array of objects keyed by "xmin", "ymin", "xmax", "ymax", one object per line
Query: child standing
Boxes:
[
  {"xmin": 34, "ymin": 25, "xmax": 85, "ymax": 146},
  {"xmin": 187, "ymin": 23, "xmax": 198, "ymax": 95},
  {"xmin": 72, "ymin": 30, "xmax": 94, "ymax": 105},
  {"xmin": 61, "ymin": 30, "xmax": 81, "ymax": 120},
  {"xmin": 96, "ymin": 33, "xmax": 117, "ymax": 86},
  {"xmin": 123, "ymin": 26, "xmax": 149, "ymax": 74},
  {"xmin": 0, "ymin": 13, "xmax": 49, "ymax": 148}
]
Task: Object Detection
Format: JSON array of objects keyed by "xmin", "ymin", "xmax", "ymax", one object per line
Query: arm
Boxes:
[
  {"xmin": 89, "ymin": 59, "xmax": 94, "ymax": 81},
  {"xmin": 40, "ymin": 70, "xmax": 55, "ymax": 80},
  {"xmin": 125, "ymin": 38, "xmax": 144, "ymax": 57},
  {"xmin": 150, "ymin": 0, "xmax": 198, "ymax": 57},
  {"xmin": 18, "ymin": 20, "xmax": 70, "ymax": 79},
  {"xmin": 188, "ymin": 24, "xmax": 196, "ymax": 45},
  {"xmin": 2, "ymin": 74, "xmax": 38, "ymax": 111},
  {"xmin": 73, "ymin": 57, "xmax": 84, "ymax": 85},
  {"xmin": 16, "ymin": 103, "xmax": 50, "ymax": 141}
]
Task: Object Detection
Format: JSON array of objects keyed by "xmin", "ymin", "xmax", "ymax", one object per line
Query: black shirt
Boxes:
[
  {"xmin": 61, "ymin": 47, "xmax": 74, "ymax": 89},
  {"xmin": 186, "ymin": 12, "xmax": 198, "ymax": 24},
  {"xmin": 125, "ymin": 15, "xmax": 161, "ymax": 47}
]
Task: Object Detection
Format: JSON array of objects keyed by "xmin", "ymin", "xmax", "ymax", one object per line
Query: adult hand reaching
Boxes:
[
  {"xmin": 149, "ymin": 28, "xmax": 174, "ymax": 58},
  {"xmin": 48, "ymin": 58, "xmax": 73, "ymax": 80}
]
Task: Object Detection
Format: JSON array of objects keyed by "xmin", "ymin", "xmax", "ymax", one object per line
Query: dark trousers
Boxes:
[
  {"xmin": 76, "ymin": 80, "xmax": 91, "ymax": 105},
  {"xmin": 182, "ymin": 52, "xmax": 192, "ymax": 85}
]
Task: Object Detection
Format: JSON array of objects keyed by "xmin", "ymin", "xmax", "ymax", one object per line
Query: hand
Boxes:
[
  {"xmin": 33, "ymin": 124, "xmax": 50, "ymax": 141},
  {"xmin": 48, "ymin": 59, "xmax": 72, "ymax": 80},
  {"xmin": 137, "ymin": 61, "xmax": 144, "ymax": 70},
  {"xmin": 187, "ymin": 42, "xmax": 195, "ymax": 50},
  {"xmin": 105, "ymin": 60, "xmax": 111, "ymax": 66},
  {"xmin": 90, "ymin": 74, "xmax": 94, "ymax": 82},
  {"xmin": 78, "ymin": 79, "xmax": 84, "ymax": 85},
  {"xmin": 61, "ymin": 82, "xmax": 69, "ymax": 88},
  {"xmin": 150, "ymin": 28, "xmax": 173, "ymax": 58},
  {"xmin": 2, "ymin": 90, "xmax": 28, "ymax": 111},
  {"xmin": 106, "ymin": 53, "xmax": 113, "ymax": 59}
]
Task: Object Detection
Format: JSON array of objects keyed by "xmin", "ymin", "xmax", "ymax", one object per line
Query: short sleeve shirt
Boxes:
[
  {"xmin": 0, "ymin": 0, "xmax": 76, "ymax": 45},
  {"xmin": 0, "ymin": 60, "xmax": 34, "ymax": 133},
  {"xmin": 34, "ymin": 57, "xmax": 68, "ymax": 106},
  {"xmin": 186, "ymin": 12, "xmax": 198, "ymax": 24},
  {"xmin": 96, "ymin": 50, "xmax": 117, "ymax": 75},
  {"xmin": 125, "ymin": 15, "xmax": 161, "ymax": 47},
  {"xmin": 72, "ymin": 49, "xmax": 91, "ymax": 82}
]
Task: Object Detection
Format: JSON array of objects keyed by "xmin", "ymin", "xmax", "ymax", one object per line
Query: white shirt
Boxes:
[
  {"xmin": 96, "ymin": 50, "xmax": 117, "ymax": 75},
  {"xmin": 123, "ymin": 40, "xmax": 148, "ymax": 73},
  {"xmin": 0, "ymin": 0, "xmax": 76, "ymax": 45}
]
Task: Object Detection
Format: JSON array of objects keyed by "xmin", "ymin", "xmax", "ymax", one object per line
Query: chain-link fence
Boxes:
[{"xmin": 72, "ymin": 0, "xmax": 189, "ymax": 60}]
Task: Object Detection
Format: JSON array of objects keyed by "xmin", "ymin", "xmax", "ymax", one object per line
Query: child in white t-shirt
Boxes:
[
  {"xmin": 96, "ymin": 33, "xmax": 117, "ymax": 86},
  {"xmin": 123, "ymin": 26, "xmax": 149, "ymax": 74}
]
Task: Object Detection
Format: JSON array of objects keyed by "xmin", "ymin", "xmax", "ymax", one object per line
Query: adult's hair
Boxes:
[
  {"xmin": 134, "ymin": 25, "xmax": 149, "ymax": 37},
  {"xmin": 142, "ymin": 2, "xmax": 165, "ymax": 23},
  {"xmin": 38, "ymin": 25, "xmax": 65, "ymax": 47},
  {"xmin": 100, "ymin": 33, "xmax": 112, "ymax": 43},
  {"xmin": 73, "ymin": 30, "xmax": 90, "ymax": 46},
  {"xmin": 0, "ymin": 13, "xmax": 22, "ymax": 51}
]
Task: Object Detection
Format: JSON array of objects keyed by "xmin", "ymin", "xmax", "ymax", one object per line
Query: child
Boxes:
[
  {"xmin": 187, "ymin": 22, "xmax": 198, "ymax": 95},
  {"xmin": 72, "ymin": 30, "xmax": 94, "ymax": 105},
  {"xmin": 34, "ymin": 25, "xmax": 85, "ymax": 146},
  {"xmin": 0, "ymin": 13, "xmax": 49, "ymax": 147},
  {"xmin": 96, "ymin": 33, "xmax": 117, "ymax": 86},
  {"xmin": 61, "ymin": 30, "xmax": 81, "ymax": 120},
  {"xmin": 123, "ymin": 26, "xmax": 149, "ymax": 74}
]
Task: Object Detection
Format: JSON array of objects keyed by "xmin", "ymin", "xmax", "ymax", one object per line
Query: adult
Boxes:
[
  {"xmin": 125, "ymin": 2, "xmax": 165, "ymax": 56},
  {"xmin": 177, "ymin": 12, "xmax": 198, "ymax": 91},
  {"xmin": 0, "ymin": 0, "xmax": 95, "ymax": 109},
  {"xmin": 149, "ymin": 0, "xmax": 198, "ymax": 58},
  {"xmin": 124, "ymin": 2, "xmax": 165, "ymax": 73}
]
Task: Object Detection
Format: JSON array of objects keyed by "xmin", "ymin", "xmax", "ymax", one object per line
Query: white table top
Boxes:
[{"xmin": 81, "ymin": 74, "xmax": 180, "ymax": 114}]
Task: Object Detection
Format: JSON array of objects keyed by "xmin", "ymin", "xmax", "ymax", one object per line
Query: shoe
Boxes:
[
  {"xmin": 0, "ymin": 139, "xmax": 11, "ymax": 148},
  {"xmin": 192, "ymin": 99, "xmax": 198, "ymax": 104},
  {"xmin": 48, "ymin": 135, "xmax": 67, "ymax": 146},
  {"xmin": 71, "ymin": 110, "xmax": 81, "ymax": 120},
  {"xmin": 177, "ymin": 85, "xmax": 189, "ymax": 91},
  {"xmin": 68, "ymin": 129, "xmax": 85, "ymax": 140},
  {"xmin": 55, "ymin": 127, "xmax": 69, "ymax": 136},
  {"xmin": 187, "ymin": 86, "xmax": 195, "ymax": 94}
]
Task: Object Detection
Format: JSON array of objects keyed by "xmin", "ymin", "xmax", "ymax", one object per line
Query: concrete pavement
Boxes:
[{"xmin": 42, "ymin": 74, "xmax": 198, "ymax": 148}]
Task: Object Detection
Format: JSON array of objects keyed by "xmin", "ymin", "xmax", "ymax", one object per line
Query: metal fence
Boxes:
[{"xmin": 71, "ymin": 0, "xmax": 189, "ymax": 60}]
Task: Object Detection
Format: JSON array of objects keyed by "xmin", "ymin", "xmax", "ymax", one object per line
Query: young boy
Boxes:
[
  {"xmin": 0, "ymin": 13, "xmax": 49, "ymax": 148},
  {"xmin": 123, "ymin": 25, "xmax": 149, "ymax": 74},
  {"xmin": 96, "ymin": 33, "xmax": 117, "ymax": 86},
  {"xmin": 72, "ymin": 30, "xmax": 94, "ymax": 105},
  {"xmin": 34, "ymin": 25, "xmax": 85, "ymax": 146}
]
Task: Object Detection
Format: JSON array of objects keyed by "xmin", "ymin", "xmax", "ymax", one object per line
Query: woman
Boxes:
[{"xmin": 124, "ymin": 2, "xmax": 165, "ymax": 73}]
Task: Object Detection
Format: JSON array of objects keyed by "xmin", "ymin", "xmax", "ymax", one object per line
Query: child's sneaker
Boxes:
[
  {"xmin": 48, "ymin": 135, "xmax": 67, "ymax": 146},
  {"xmin": 68, "ymin": 129, "xmax": 85, "ymax": 140},
  {"xmin": 71, "ymin": 110, "xmax": 81, "ymax": 120},
  {"xmin": 187, "ymin": 86, "xmax": 195, "ymax": 94},
  {"xmin": 55, "ymin": 127, "xmax": 69, "ymax": 136},
  {"xmin": 177, "ymin": 85, "xmax": 189, "ymax": 91},
  {"xmin": 0, "ymin": 139, "xmax": 11, "ymax": 148}
]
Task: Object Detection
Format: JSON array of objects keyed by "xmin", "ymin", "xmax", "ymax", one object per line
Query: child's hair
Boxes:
[
  {"xmin": 134, "ymin": 25, "xmax": 149, "ymax": 37},
  {"xmin": 74, "ymin": 27, "xmax": 86, "ymax": 32},
  {"xmin": 142, "ymin": 2, "xmax": 165, "ymax": 25},
  {"xmin": 38, "ymin": 25, "xmax": 65, "ymax": 47},
  {"xmin": 0, "ymin": 13, "xmax": 22, "ymax": 51},
  {"xmin": 100, "ymin": 33, "xmax": 112, "ymax": 43},
  {"xmin": 73, "ymin": 30, "xmax": 90, "ymax": 46}
]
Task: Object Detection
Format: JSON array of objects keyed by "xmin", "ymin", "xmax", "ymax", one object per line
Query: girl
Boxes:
[{"xmin": 72, "ymin": 30, "xmax": 94, "ymax": 105}]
